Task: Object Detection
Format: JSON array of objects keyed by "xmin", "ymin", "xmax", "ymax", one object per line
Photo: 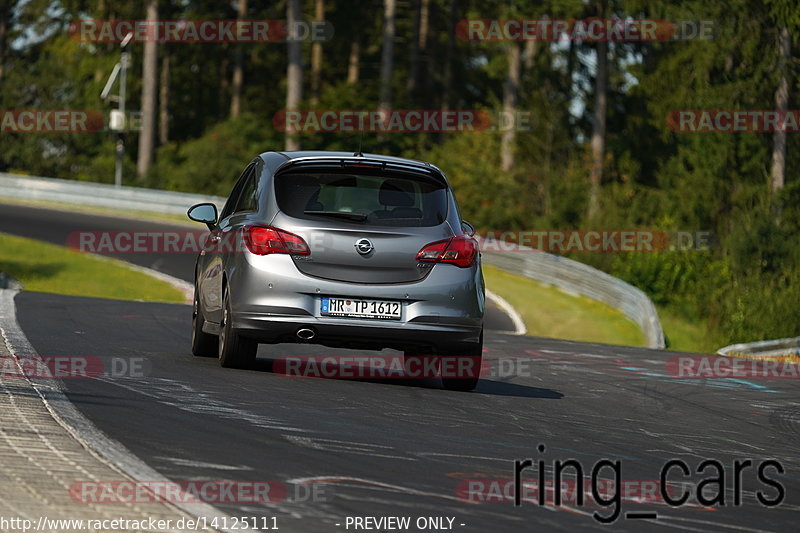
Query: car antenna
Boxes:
[{"xmin": 354, "ymin": 131, "xmax": 364, "ymax": 157}]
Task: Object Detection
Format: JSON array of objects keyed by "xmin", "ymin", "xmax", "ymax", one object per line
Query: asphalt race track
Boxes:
[{"xmin": 5, "ymin": 203, "xmax": 800, "ymax": 532}]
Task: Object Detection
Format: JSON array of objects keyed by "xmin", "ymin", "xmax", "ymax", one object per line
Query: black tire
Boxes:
[
  {"xmin": 218, "ymin": 288, "xmax": 257, "ymax": 368},
  {"xmin": 439, "ymin": 330, "xmax": 483, "ymax": 391},
  {"xmin": 191, "ymin": 284, "xmax": 217, "ymax": 357}
]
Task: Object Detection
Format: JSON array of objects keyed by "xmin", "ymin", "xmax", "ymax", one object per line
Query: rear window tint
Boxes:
[{"xmin": 274, "ymin": 170, "xmax": 447, "ymax": 227}]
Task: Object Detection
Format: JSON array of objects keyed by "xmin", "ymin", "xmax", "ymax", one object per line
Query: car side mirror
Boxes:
[
  {"xmin": 187, "ymin": 203, "xmax": 218, "ymax": 230},
  {"xmin": 461, "ymin": 220, "xmax": 476, "ymax": 237}
]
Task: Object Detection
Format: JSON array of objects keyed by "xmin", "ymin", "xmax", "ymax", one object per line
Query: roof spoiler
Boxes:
[{"xmin": 274, "ymin": 156, "xmax": 447, "ymax": 184}]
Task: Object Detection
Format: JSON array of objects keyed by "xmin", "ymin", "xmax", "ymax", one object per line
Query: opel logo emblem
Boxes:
[{"xmin": 355, "ymin": 238, "xmax": 374, "ymax": 255}]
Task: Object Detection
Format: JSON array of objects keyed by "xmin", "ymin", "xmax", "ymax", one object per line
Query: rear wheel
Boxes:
[
  {"xmin": 191, "ymin": 284, "xmax": 217, "ymax": 357},
  {"xmin": 439, "ymin": 330, "xmax": 483, "ymax": 391},
  {"xmin": 218, "ymin": 289, "xmax": 257, "ymax": 368}
]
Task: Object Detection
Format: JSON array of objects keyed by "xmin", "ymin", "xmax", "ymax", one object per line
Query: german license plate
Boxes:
[{"xmin": 321, "ymin": 297, "xmax": 401, "ymax": 320}]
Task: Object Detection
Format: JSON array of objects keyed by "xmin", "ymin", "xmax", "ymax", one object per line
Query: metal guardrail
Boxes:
[
  {"xmin": 0, "ymin": 173, "xmax": 224, "ymax": 215},
  {"xmin": 717, "ymin": 337, "xmax": 800, "ymax": 358},
  {"xmin": 481, "ymin": 245, "xmax": 666, "ymax": 349},
  {"xmin": 2, "ymin": 173, "xmax": 666, "ymax": 348}
]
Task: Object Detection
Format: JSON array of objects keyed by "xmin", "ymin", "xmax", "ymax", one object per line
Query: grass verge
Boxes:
[
  {"xmin": 483, "ymin": 265, "xmax": 645, "ymax": 347},
  {"xmin": 0, "ymin": 232, "xmax": 186, "ymax": 303}
]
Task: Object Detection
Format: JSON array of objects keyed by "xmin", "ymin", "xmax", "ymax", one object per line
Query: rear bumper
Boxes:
[
  {"xmin": 234, "ymin": 313, "xmax": 482, "ymax": 351},
  {"xmin": 227, "ymin": 253, "xmax": 484, "ymax": 351}
]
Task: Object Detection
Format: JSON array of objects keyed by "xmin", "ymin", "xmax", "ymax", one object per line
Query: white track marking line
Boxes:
[{"xmin": 485, "ymin": 289, "xmax": 526, "ymax": 335}]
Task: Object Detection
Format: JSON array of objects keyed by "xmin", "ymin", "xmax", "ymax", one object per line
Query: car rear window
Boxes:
[{"xmin": 274, "ymin": 169, "xmax": 448, "ymax": 227}]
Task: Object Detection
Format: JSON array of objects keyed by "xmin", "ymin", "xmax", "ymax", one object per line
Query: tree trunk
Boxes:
[
  {"xmin": 0, "ymin": 0, "xmax": 8, "ymax": 82},
  {"xmin": 378, "ymin": 0, "xmax": 396, "ymax": 111},
  {"xmin": 500, "ymin": 43, "xmax": 522, "ymax": 172},
  {"xmin": 407, "ymin": 0, "xmax": 429, "ymax": 100},
  {"xmin": 230, "ymin": 0, "xmax": 247, "ymax": 118},
  {"xmin": 523, "ymin": 39, "xmax": 536, "ymax": 72},
  {"xmin": 347, "ymin": 41, "xmax": 360, "ymax": 84},
  {"xmin": 406, "ymin": 0, "xmax": 421, "ymax": 98},
  {"xmin": 159, "ymin": 52, "xmax": 169, "ymax": 145},
  {"xmin": 285, "ymin": 0, "xmax": 303, "ymax": 151},
  {"xmin": 441, "ymin": 0, "xmax": 457, "ymax": 110},
  {"xmin": 587, "ymin": 0, "xmax": 608, "ymax": 220},
  {"xmin": 310, "ymin": 0, "xmax": 324, "ymax": 105},
  {"xmin": 136, "ymin": 0, "xmax": 158, "ymax": 180},
  {"xmin": 770, "ymin": 26, "xmax": 790, "ymax": 195},
  {"xmin": 417, "ymin": 0, "xmax": 431, "ymax": 99}
]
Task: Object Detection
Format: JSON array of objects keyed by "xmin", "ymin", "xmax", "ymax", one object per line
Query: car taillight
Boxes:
[
  {"xmin": 244, "ymin": 226, "xmax": 310, "ymax": 255},
  {"xmin": 416, "ymin": 236, "xmax": 477, "ymax": 268}
]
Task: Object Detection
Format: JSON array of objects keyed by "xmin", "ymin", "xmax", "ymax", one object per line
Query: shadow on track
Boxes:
[
  {"xmin": 247, "ymin": 356, "xmax": 563, "ymax": 399},
  {"xmin": 470, "ymin": 379, "xmax": 564, "ymax": 399}
]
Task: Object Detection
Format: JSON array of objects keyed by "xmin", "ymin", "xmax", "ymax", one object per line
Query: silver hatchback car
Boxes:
[{"xmin": 187, "ymin": 151, "xmax": 484, "ymax": 390}]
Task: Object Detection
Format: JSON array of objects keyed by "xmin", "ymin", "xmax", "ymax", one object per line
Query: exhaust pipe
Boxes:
[{"xmin": 296, "ymin": 328, "xmax": 316, "ymax": 341}]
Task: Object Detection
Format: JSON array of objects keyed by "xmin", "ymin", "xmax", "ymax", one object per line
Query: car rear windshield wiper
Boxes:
[{"xmin": 303, "ymin": 210, "xmax": 368, "ymax": 222}]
